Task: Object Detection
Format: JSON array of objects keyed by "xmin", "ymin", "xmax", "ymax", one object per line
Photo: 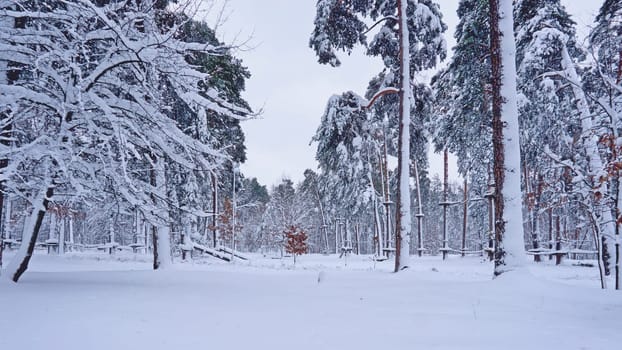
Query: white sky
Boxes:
[{"xmin": 203, "ymin": 0, "xmax": 601, "ymax": 187}]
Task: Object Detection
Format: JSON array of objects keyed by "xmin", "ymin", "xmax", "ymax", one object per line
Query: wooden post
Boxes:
[
  {"xmin": 335, "ymin": 218, "xmax": 339, "ymax": 254},
  {"xmin": 0, "ymin": 199, "xmax": 4, "ymax": 270},
  {"xmin": 68, "ymin": 215, "xmax": 74, "ymax": 252},
  {"xmin": 144, "ymin": 221, "xmax": 150, "ymax": 253},
  {"xmin": 441, "ymin": 149, "xmax": 449, "ymax": 260},
  {"xmin": 370, "ymin": 165, "xmax": 384, "ymax": 257},
  {"xmin": 414, "ymin": 158, "xmax": 425, "ymax": 257},
  {"xmin": 181, "ymin": 230, "xmax": 187, "ymax": 261},
  {"xmin": 3, "ymin": 197, "xmax": 11, "ymax": 241},
  {"xmin": 109, "ymin": 216, "xmax": 115, "ymax": 255},
  {"xmin": 231, "ymin": 163, "xmax": 237, "ymax": 263},
  {"xmin": 49, "ymin": 212, "xmax": 57, "ymax": 254},
  {"xmin": 343, "ymin": 219, "xmax": 350, "ymax": 252},
  {"xmin": 548, "ymin": 208, "xmax": 553, "ymax": 261},
  {"xmin": 555, "ymin": 214, "xmax": 562, "ymax": 265},
  {"xmin": 383, "ymin": 200, "xmax": 393, "ymax": 257},
  {"xmin": 355, "ymin": 223, "xmax": 360, "ymax": 255},
  {"xmin": 532, "ymin": 174, "xmax": 544, "ymax": 262},
  {"xmin": 59, "ymin": 216, "xmax": 65, "ymax": 255},
  {"xmin": 461, "ymin": 177, "xmax": 468, "ymax": 257},
  {"xmin": 321, "ymin": 224, "xmax": 329, "ymax": 254},
  {"xmin": 381, "ymin": 131, "xmax": 391, "ymax": 256},
  {"xmin": 416, "ymin": 213, "xmax": 424, "ymax": 257},
  {"xmin": 152, "ymin": 224, "xmax": 158, "ymax": 269},
  {"xmin": 212, "ymin": 173, "xmax": 218, "ymax": 248}
]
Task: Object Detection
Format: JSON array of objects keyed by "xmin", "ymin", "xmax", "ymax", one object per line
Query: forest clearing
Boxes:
[
  {"xmin": 2, "ymin": 0, "xmax": 622, "ymax": 348},
  {"xmin": 1, "ymin": 251, "xmax": 620, "ymax": 350}
]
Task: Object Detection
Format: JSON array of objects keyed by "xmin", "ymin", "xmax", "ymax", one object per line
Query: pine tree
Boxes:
[
  {"xmin": 310, "ymin": 0, "xmax": 446, "ymax": 271},
  {"xmin": 433, "ymin": 0, "xmax": 491, "ymax": 174},
  {"xmin": 431, "ymin": 0, "xmax": 492, "ymax": 251},
  {"xmin": 489, "ymin": 0, "xmax": 525, "ymax": 276},
  {"xmin": 513, "ymin": 0, "xmax": 582, "ymax": 263},
  {"xmin": 313, "ymin": 92, "xmax": 376, "ymax": 216}
]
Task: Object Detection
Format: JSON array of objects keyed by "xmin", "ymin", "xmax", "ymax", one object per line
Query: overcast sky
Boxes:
[{"xmin": 203, "ymin": 0, "xmax": 601, "ymax": 187}]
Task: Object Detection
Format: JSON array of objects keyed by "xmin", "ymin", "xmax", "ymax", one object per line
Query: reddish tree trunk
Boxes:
[{"xmin": 489, "ymin": 0, "xmax": 507, "ymax": 275}]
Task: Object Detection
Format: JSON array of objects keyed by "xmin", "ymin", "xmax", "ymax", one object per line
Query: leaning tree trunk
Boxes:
[
  {"xmin": 560, "ymin": 44, "xmax": 616, "ymax": 285},
  {"xmin": 490, "ymin": 0, "xmax": 526, "ymax": 276},
  {"xmin": 2, "ymin": 183, "xmax": 54, "ymax": 282},
  {"xmin": 394, "ymin": 0, "xmax": 412, "ymax": 272}
]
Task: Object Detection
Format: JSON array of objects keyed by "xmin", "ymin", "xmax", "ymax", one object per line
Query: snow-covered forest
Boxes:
[{"xmin": 1, "ymin": 0, "xmax": 621, "ymax": 349}]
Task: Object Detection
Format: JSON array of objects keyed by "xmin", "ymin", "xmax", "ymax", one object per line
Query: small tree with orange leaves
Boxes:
[{"xmin": 284, "ymin": 225, "xmax": 308, "ymax": 264}]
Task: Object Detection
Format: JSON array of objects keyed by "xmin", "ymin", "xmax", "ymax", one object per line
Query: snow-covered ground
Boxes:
[{"xmin": 1, "ymin": 251, "xmax": 620, "ymax": 350}]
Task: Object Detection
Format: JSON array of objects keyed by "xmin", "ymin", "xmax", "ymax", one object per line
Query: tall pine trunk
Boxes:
[
  {"xmin": 394, "ymin": 0, "xmax": 412, "ymax": 272},
  {"xmin": 490, "ymin": 0, "xmax": 526, "ymax": 276}
]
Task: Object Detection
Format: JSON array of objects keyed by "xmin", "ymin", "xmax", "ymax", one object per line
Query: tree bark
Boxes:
[
  {"xmin": 490, "ymin": 0, "xmax": 526, "ymax": 276},
  {"xmin": 152, "ymin": 225, "xmax": 159, "ymax": 270},
  {"xmin": 150, "ymin": 155, "xmax": 171, "ymax": 269},
  {"xmin": 394, "ymin": 0, "xmax": 412, "ymax": 272},
  {"xmin": 3, "ymin": 185, "xmax": 54, "ymax": 282}
]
